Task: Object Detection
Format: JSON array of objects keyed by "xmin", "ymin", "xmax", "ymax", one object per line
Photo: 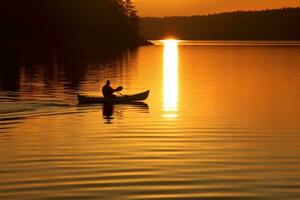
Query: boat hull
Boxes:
[{"xmin": 77, "ymin": 90, "xmax": 150, "ymax": 104}]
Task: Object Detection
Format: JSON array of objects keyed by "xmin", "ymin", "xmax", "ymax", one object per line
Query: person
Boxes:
[{"xmin": 102, "ymin": 80, "xmax": 117, "ymax": 98}]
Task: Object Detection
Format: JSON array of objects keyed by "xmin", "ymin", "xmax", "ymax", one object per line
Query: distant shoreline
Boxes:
[
  {"xmin": 1, "ymin": 37, "xmax": 154, "ymax": 49},
  {"xmin": 141, "ymin": 7, "xmax": 300, "ymax": 40},
  {"xmin": 141, "ymin": 7, "xmax": 300, "ymax": 19},
  {"xmin": 150, "ymin": 40, "xmax": 300, "ymax": 47}
]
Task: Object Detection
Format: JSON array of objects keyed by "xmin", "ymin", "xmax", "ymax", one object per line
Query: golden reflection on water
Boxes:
[
  {"xmin": 163, "ymin": 40, "xmax": 179, "ymax": 118},
  {"xmin": 1, "ymin": 41, "xmax": 300, "ymax": 200}
]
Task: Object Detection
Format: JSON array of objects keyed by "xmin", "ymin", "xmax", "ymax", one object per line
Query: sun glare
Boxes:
[{"xmin": 163, "ymin": 40, "xmax": 179, "ymax": 118}]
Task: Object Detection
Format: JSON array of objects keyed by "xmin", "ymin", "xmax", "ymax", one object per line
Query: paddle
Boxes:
[
  {"xmin": 116, "ymin": 91, "xmax": 123, "ymax": 96},
  {"xmin": 115, "ymin": 86, "xmax": 124, "ymax": 96}
]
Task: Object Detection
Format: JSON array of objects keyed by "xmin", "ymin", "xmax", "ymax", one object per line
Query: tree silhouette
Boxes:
[{"xmin": 0, "ymin": 0, "xmax": 141, "ymax": 45}]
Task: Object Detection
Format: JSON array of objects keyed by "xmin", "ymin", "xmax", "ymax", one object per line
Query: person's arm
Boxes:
[{"xmin": 109, "ymin": 86, "xmax": 116, "ymax": 93}]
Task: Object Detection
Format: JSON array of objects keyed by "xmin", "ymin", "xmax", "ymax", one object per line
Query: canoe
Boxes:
[{"xmin": 77, "ymin": 90, "xmax": 150, "ymax": 104}]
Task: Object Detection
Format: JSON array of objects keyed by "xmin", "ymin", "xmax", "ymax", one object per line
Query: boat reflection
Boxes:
[
  {"xmin": 102, "ymin": 102, "xmax": 149, "ymax": 124},
  {"xmin": 163, "ymin": 40, "xmax": 179, "ymax": 118}
]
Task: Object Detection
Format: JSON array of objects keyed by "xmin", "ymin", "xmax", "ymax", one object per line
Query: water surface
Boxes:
[{"xmin": 1, "ymin": 41, "xmax": 300, "ymax": 200}]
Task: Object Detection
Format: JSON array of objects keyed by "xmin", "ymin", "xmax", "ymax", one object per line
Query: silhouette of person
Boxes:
[{"xmin": 102, "ymin": 80, "xmax": 117, "ymax": 98}]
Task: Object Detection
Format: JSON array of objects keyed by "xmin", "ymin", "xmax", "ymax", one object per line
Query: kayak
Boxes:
[{"xmin": 77, "ymin": 90, "xmax": 150, "ymax": 104}]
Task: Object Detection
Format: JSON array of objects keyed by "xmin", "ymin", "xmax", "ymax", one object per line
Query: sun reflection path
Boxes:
[{"xmin": 163, "ymin": 40, "xmax": 179, "ymax": 118}]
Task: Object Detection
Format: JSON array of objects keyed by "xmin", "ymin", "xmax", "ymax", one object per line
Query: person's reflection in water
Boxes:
[
  {"xmin": 102, "ymin": 102, "xmax": 150, "ymax": 124},
  {"xmin": 102, "ymin": 103, "xmax": 114, "ymax": 124}
]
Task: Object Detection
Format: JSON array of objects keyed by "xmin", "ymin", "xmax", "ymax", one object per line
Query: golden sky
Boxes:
[{"xmin": 133, "ymin": 0, "xmax": 300, "ymax": 17}]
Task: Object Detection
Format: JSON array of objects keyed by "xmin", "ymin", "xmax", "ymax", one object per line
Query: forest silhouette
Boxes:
[
  {"xmin": 141, "ymin": 8, "xmax": 300, "ymax": 40},
  {"xmin": 0, "ymin": 0, "xmax": 147, "ymax": 46},
  {"xmin": 0, "ymin": 0, "xmax": 147, "ymax": 90}
]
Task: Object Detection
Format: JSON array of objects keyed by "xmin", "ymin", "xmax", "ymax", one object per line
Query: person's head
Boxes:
[{"xmin": 106, "ymin": 80, "xmax": 110, "ymax": 85}]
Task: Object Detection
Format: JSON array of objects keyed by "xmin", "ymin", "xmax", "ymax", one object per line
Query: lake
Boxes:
[{"xmin": 1, "ymin": 40, "xmax": 300, "ymax": 200}]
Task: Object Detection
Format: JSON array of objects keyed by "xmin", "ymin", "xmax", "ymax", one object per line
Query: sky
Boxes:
[{"xmin": 133, "ymin": 0, "xmax": 300, "ymax": 17}]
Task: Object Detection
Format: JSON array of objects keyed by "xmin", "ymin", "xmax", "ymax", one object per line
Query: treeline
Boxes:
[
  {"xmin": 141, "ymin": 8, "xmax": 300, "ymax": 40},
  {"xmin": 0, "ymin": 0, "xmax": 144, "ymax": 45}
]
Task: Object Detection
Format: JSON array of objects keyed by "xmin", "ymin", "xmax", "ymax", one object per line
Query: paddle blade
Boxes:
[{"xmin": 116, "ymin": 86, "xmax": 123, "ymax": 92}]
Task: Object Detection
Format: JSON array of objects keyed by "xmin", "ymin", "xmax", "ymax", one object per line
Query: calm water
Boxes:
[{"xmin": 1, "ymin": 41, "xmax": 300, "ymax": 200}]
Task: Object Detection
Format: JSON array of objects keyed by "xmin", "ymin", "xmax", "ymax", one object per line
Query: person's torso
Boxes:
[{"xmin": 102, "ymin": 85, "xmax": 113, "ymax": 97}]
